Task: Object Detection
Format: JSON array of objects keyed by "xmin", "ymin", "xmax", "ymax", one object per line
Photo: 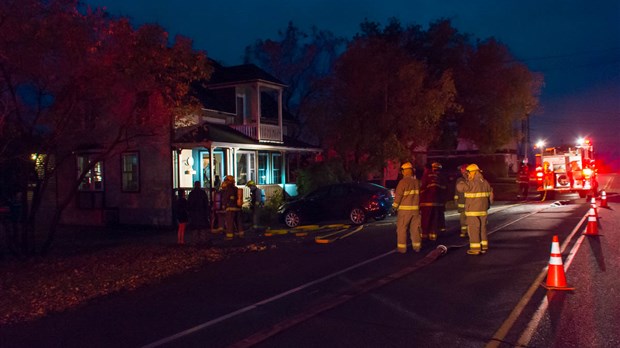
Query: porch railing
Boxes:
[{"xmin": 230, "ymin": 123, "xmax": 282, "ymax": 143}]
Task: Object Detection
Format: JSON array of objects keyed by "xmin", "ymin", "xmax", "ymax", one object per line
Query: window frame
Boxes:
[
  {"xmin": 236, "ymin": 151, "xmax": 255, "ymax": 186},
  {"xmin": 271, "ymin": 152, "xmax": 282, "ymax": 184},
  {"xmin": 258, "ymin": 152, "xmax": 269, "ymax": 185},
  {"xmin": 77, "ymin": 154, "xmax": 104, "ymax": 192},
  {"xmin": 121, "ymin": 152, "xmax": 140, "ymax": 192}
]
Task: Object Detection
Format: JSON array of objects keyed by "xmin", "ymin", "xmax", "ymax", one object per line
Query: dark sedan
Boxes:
[{"xmin": 278, "ymin": 182, "xmax": 394, "ymax": 228}]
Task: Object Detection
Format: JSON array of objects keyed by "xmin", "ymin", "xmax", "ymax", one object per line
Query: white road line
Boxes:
[
  {"xmin": 141, "ymin": 249, "xmax": 396, "ymax": 348},
  {"xmin": 485, "ymin": 211, "xmax": 589, "ymax": 348},
  {"xmin": 143, "ymin": 199, "xmax": 579, "ymax": 348},
  {"xmin": 516, "ymin": 231, "xmax": 586, "ymax": 346}
]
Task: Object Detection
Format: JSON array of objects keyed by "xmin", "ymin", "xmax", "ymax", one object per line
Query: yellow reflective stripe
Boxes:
[
  {"xmin": 397, "ymin": 243, "xmax": 407, "ymax": 248},
  {"xmin": 403, "ymin": 189, "xmax": 419, "ymax": 195},
  {"xmin": 470, "ymin": 242, "xmax": 481, "ymax": 248},
  {"xmin": 457, "ymin": 204, "xmax": 465, "ymax": 208},
  {"xmin": 392, "ymin": 203, "xmax": 399, "ymax": 208},
  {"xmin": 465, "ymin": 211, "xmax": 488, "ymax": 216},
  {"xmin": 454, "ymin": 195, "xmax": 458, "ymax": 200},
  {"xmin": 398, "ymin": 205, "xmax": 419, "ymax": 210},
  {"xmin": 481, "ymin": 240, "xmax": 488, "ymax": 247},
  {"xmin": 464, "ymin": 192, "xmax": 491, "ymax": 198},
  {"xmin": 412, "ymin": 242, "xmax": 421, "ymax": 248}
]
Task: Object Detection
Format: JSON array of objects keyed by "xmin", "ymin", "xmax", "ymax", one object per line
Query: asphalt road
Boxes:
[{"xmin": 1, "ymin": 174, "xmax": 618, "ymax": 348}]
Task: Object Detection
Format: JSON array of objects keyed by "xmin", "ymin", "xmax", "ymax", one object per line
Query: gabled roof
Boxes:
[{"xmin": 208, "ymin": 62, "xmax": 285, "ymax": 87}]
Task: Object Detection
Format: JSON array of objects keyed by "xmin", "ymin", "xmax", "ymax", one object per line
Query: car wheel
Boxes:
[
  {"xmin": 349, "ymin": 207, "xmax": 366, "ymax": 225},
  {"xmin": 284, "ymin": 211, "xmax": 301, "ymax": 228}
]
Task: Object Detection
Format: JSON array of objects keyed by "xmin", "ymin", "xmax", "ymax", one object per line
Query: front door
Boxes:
[{"xmin": 212, "ymin": 150, "xmax": 225, "ymax": 190}]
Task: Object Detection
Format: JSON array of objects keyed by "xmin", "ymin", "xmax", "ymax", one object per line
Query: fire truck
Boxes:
[{"xmin": 535, "ymin": 138, "xmax": 598, "ymax": 199}]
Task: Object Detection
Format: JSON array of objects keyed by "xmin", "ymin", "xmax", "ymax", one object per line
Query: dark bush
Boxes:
[{"xmin": 295, "ymin": 159, "xmax": 352, "ymax": 197}]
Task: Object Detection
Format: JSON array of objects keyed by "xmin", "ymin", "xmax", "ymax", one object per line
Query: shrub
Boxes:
[{"xmin": 296, "ymin": 159, "xmax": 352, "ymax": 196}]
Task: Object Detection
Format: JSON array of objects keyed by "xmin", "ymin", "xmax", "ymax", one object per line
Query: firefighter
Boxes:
[
  {"xmin": 542, "ymin": 161, "xmax": 553, "ymax": 189},
  {"xmin": 456, "ymin": 164, "xmax": 494, "ymax": 255},
  {"xmin": 419, "ymin": 162, "xmax": 447, "ymax": 240},
  {"xmin": 516, "ymin": 163, "xmax": 529, "ymax": 199},
  {"xmin": 392, "ymin": 162, "xmax": 422, "ymax": 253},
  {"xmin": 247, "ymin": 180, "xmax": 259, "ymax": 230},
  {"xmin": 454, "ymin": 164, "xmax": 469, "ymax": 238},
  {"xmin": 222, "ymin": 175, "xmax": 243, "ymax": 240}
]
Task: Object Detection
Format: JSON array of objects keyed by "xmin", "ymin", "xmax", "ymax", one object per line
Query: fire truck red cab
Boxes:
[{"xmin": 535, "ymin": 138, "xmax": 598, "ymax": 199}]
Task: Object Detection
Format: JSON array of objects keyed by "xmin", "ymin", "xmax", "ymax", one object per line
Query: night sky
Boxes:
[{"xmin": 85, "ymin": 0, "xmax": 620, "ymax": 166}]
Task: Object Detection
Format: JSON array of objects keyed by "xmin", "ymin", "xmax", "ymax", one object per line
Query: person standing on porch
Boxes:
[{"xmin": 188, "ymin": 180, "xmax": 210, "ymax": 244}]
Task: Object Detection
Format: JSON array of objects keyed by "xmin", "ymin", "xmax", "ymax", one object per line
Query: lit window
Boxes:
[
  {"xmin": 272, "ymin": 153, "xmax": 282, "ymax": 184},
  {"xmin": 121, "ymin": 152, "xmax": 140, "ymax": 192},
  {"xmin": 236, "ymin": 151, "xmax": 255, "ymax": 185},
  {"xmin": 258, "ymin": 153, "xmax": 268, "ymax": 185},
  {"xmin": 77, "ymin": 154, "xmax": 104, "ymax": 191}
]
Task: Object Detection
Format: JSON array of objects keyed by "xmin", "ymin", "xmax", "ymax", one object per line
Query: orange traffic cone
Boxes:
[
  {"xmin": 584, "ymin": 207, "xmax": 599, "ymax": 236},
  {"xmin": 590, "ymin": 197, "xmax": 598, "ymax": 219},
  {"xmin": 600, "ymin": 190, "xmax": 608, "ymax": 208},
  {"xmin": 542, "ymin": 235, "xmax": 574, "ymax": 291}
]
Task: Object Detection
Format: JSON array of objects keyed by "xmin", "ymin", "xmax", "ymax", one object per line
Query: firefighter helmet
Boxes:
[
  {"xmin": 246, "ymin": 180, "xmax": 255, "ymax": 187},
  {"xmin": 466, "ymin": 164, "xmax": 481, "ymax": 172},
  {"xmin": 401, "ymin": 162, "xmax": 414, "ymax": 170},
  {"xmin": 431, "ymin": 162, "xmax": 442, "ymax": 170},
  {"xmin": 458, "ymin": 164, "xmax": 469, "ymax": 173}
]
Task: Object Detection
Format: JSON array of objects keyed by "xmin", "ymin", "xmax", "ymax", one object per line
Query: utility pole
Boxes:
[{"xmin": 521, "ymin": 114, "xmax": 530, "ymax": 164}]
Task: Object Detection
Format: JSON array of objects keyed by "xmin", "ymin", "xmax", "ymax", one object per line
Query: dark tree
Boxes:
[
  {"xmin": 243, "ymin": 21, "xmax": 345, "ymax": 140},
  {"xmin": 0, "ymin": 0, "xmax": 212, "ymax": 255}
]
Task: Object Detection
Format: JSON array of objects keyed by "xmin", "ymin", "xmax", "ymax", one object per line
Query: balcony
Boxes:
[{"xmin": 230, "ymin": 123, "xmax": 283, "ymax": 143}]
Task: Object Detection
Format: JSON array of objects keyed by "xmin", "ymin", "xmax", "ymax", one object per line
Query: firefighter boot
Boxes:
[
  {"xmin": 480, "ymin": 240, "xmax": 488, "ymax": 254},
  {"xmin": 467, "ymin": 242, "xmax": 482, "ymax": 255},
  {"xmin": 412, "ymin": 242, "xmax": 421, "ymax": 253},
  {"xmin": 459, "ymin": 226, "xmax": 468, "ymax": 238}
]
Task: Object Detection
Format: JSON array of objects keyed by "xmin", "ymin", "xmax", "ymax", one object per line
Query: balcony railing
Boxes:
[{"xmin": 230, "ymin": 123, "xmax": 282, "ymax": 143}]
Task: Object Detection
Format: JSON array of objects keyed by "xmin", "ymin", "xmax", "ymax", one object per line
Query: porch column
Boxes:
[
  {"xmin": 228, "ymin": 147, "xmax": 236, "ymax": 180},
  {"xmin": 278, "ymin": 89, "xmax": 283, "ymax": 141},
  {"xmin": 256, "ymin": 82, "xmax": 261, "ymax": 140}
]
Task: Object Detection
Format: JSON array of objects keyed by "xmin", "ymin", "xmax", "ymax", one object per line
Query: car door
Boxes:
[
  {"xmin": 326, "ymin": 184, "xmax": 352, "ymax": 220},
  {"xmin": 302, "ymin": 186, "xmax": 331, "ymax": 222}
]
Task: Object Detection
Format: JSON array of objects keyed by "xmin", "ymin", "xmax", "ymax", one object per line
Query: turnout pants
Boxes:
[
  {"xmin": 466, "ymin": 215, "xmax": 488, "ymax": 252},
  {"xmin": 396, "ymin": 211, "xmax": 422, "ymax": 253},
  {"xmin": 421, "ymin": 205, "xmax": 444, "ymax": 240},
  {"xmin": 225, "ymin": 208, "xmax": 244, "ymax": 238},
  {"xmin": 459, "ymin": 211, "xmax": 467, "ymax": 237}
]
